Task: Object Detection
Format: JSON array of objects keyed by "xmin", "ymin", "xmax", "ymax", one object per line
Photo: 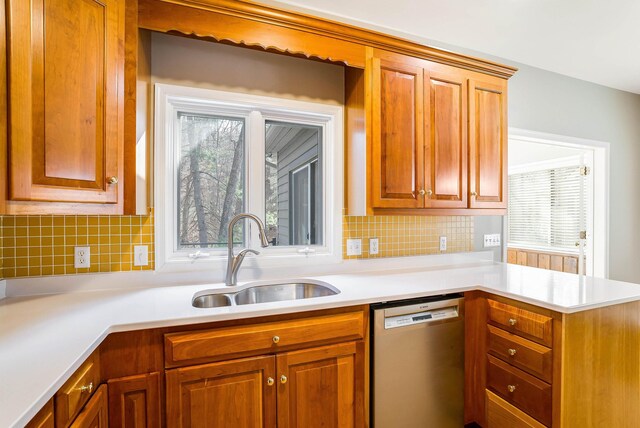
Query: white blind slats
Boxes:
[{"xmin": 508, "ymin": 165, "xmax": 587, "ymax": 253}]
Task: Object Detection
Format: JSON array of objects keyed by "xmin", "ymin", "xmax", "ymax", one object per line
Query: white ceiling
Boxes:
[{"xmin": 268, "ymin": 0, "xmax": 640, "ymax": 94}]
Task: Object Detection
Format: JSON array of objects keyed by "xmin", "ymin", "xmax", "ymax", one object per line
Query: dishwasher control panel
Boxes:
[{"xmin": 384, "ymin": 306, "xmax": 459, "ymax": 329}]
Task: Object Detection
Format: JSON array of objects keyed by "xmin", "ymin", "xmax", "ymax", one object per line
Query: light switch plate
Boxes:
[
  {"xmin": 369, "ymin": 238, "xmax": 379, "ymax": 255},
  {"xmin": 439, "ymin": 236, "xmax": 447, "ymax": 252},
  {"xmin": 483, "ymin": 234, "xmax": 501, "ymax": 247},
  {"xmin": 134, "ymin": 245, "xmax": 149, "ymax": 266},
  {"xmin": 346, "ymin": 239, "xmax": 362, "ymax": 256},
  {"xmin": 74, "ymin": 247, "xmax": 91, "ymax": 268}
]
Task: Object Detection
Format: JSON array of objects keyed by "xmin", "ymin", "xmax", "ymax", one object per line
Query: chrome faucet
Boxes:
[{"xmin": 225, "ymin": 213, "xmax": 270, "ymax": 286}]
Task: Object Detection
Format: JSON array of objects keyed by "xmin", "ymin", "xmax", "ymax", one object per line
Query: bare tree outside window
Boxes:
[{"xmin": 177, "ymin": 113, "xmax": 245, "ymax": 249}]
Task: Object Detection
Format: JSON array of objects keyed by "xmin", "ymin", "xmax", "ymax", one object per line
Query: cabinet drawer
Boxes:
[
  {"xmin": 55, "ymin": 351, "xmax": 101, "ymax": 428},
  {"xmin": 487, "ymin": 325, "xmax": 552, "ymax": 383},
  {"xmin": 165, "ymin": 311, "xmax": 365, "ymax": 367},
  {"xmin": 486, "ymin": 389, "xmax": 546, "ymax": 428},
  {"xmin": 487, "ymin": 299, "xmax": 553, "ymax": 347},
  {"xmin": 487, "ymin": 355, "xmax": 551, "ymax": 427}
]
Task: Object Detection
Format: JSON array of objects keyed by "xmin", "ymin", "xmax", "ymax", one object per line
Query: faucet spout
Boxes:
[{"xmin": 225, "ymin": 213, "xmax": 269, "ymax": 286}]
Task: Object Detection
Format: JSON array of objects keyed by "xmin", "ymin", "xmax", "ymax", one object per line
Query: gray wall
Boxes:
[{"xmin": 474, "ymin": 63, "xmax": 640, "ymax": 282}]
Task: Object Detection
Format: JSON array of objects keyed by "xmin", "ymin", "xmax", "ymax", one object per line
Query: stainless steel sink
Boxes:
[
  {"xmin": 192, "ymin": 280, "xmax": 339, "ymax": 308},
  {"xmin": 234, "ymin": 281, "xmax": 339, "ymax": 305},
  {"xmin": 192, "ymin": 293, "xmax": 232, "ymax": 308}
]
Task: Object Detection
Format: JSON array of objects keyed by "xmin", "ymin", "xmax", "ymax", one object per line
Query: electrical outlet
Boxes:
[
  {"xmin": 346, "ymin": 239, "xmax": 362, "ymax": 256},
  {"xmin": 483, "ymin": 234, "xmax": 502, "ymax": 247},
  {"xmin": 369, "ymin": 238, "xmax": 379, "ymax": 255},
  {"xmin": 74, "ymin": 247, "xmax": 91, "ymax": 268},
  {"xmin": 439, "ymin": 236, "xmax": 447, "ymax": 252},
  {"xmin": 134, "ymin": 245, "xmax": 149, "ymax": 266}
]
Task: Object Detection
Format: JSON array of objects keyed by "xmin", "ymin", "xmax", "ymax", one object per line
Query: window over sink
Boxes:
[{"xmin": 154, "ymin": 84, "xmax": 343, "ymax": 271}]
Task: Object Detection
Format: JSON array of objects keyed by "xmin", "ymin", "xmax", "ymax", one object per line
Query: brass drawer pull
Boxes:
[
  {"xmin": 507, "ymin": 384, "xmax": 516, "ymax": 393},
  {"xmin": 507, "ymin": 348, "xmax": 517, "ymax": 356},
  {"xmin": 78, "ymin": 382, "xmax": 93, "ymax": 394},
  {"xmin": 272, "ymin": 335, "xmax": 280, "ymax": 344},
  {"xmin": 280, "ymin": 375, "xmax": 288, "ymax": 384},
  {"xmin": 508, "ymin": 318, "xmax": 517, "ymax": 326}
]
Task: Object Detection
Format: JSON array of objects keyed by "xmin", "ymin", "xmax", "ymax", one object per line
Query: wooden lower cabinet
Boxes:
[
  {"xmin": 69, "ymin": 384, "xmax": 109, "ymax": 428},
  {"xmin": 166, "ymin": 356, "xmax": 277, "ymax": 428},
  {"xmin": 165, "ymin": 341, "xmax": 364, "ymax": 428},
  {"xmin": 277, "ymin": 341, "xmax": 363, "ymax": 428},
  {"xmin": 108, "ymin": 372, "xmax": 161, "ymax": 428},
  {"xmin": 25, "ymin": 399, "xmax": 55, "ymax": 428},
  {"xmin": 486, "ymin": 390, "xmax": 545, "ymax": 428}
]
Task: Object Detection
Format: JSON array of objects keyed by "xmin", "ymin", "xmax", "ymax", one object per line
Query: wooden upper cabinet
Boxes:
[
  {"xmin": 424, "ymin": 67, "xmax": 468, "ymax": 208},
  {"xmin": 6, "ymin": 0, "xmax": 124, "ymax": 209},
  {"xmin": 369, "ymin": 53, "xmax": 424, "ymax": 209},
  {"xmin": 276, "ymin": 341, "xmax": 363, "ymax": 428},
  {"xmin": 166, "ymin": 356, "xmax": 277, "ymax": 428},
  {"xmin": 468, "ymin": 76, "xmax": 508, "ymax": 209}
]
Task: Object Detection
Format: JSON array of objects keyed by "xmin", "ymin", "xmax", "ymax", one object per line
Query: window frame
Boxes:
[
  {"xmin": 507, "ymin": 154, "xmax": 592, "ymax": 254},
  {"xmin": 154, "ymin": 83, "xmax": 343, "ymax": 272}
]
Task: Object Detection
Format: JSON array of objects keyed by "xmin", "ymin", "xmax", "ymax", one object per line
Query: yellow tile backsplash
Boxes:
[
  {"xmin": 343, "ymin": 216, "xmax": 474, "ymax": 259},
  {"xmin": 0, "ymin": 211, "xmax": 472, "ymax": 279},
  {"xmin": 0, "ymin": 213, "xmax": 154, "ymax": 278}
]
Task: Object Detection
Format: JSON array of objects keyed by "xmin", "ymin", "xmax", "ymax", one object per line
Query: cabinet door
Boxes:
[
  {"xmin": 108, "ymin": 372, "xmax": 161, "ymax": 428},
  {"xmin": 277, "ymin": 341, "xmax": 364, "ymax": 428},
  {"xmin": 25, "ymin": 399, "xmax": 55, "ymax": 428},
  {"xmin": 424, "ymin": 67, "xmax": 468, "ymax": 208},
  {"xmin": 6, "ymin": 0, "xmax": 123, "ymax": 206},
  {"xmin": 165, "ymin": 356, "xmax": 276, "ymax": 428},
  {"xmin": 369, "ymin": 53, "xmax": 424, "ymax": 209},
  {"xmin": 70, "ymin": 384, "xmax": 109, "ymax": 428},
  {"xmin": 468, "ymin": 77, "xmax": 508, "ymax": 209}
]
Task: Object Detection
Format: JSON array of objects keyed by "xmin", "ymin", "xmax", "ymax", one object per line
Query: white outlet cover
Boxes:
[
  {"xmin": 483, "ymin": 234, "xmax": 502, "ymax": 247},
  {"xmin": 74, "ymin": 247, "xmax": 91, "ymax": 269},
  {"xmin": 134, "ymin": 245, "xmax": 149, "ymax": 266},
  {"xmin": 346, "ymin": 239, "xmax": 362, "ymax": 256},
  {"xmin": 369, "ymin": 238, "xmax": 379, "ymax": 255},
  {"xmin": 439, "ymin": 236, "xmax": 447, "ymax": 252}
]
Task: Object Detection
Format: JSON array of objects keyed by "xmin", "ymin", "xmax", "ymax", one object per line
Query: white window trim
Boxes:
[
  {"xmin": 507, "ymin": 127, "xmax": 610, "ymax": 278},
  {"xmin": 154, "ymin": 83, "xmax": 344, "ymax": 273}
]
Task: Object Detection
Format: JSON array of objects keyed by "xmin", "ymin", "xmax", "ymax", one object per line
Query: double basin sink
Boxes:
[{"xmin": 192, "ymin": 280, "xmax": 340, "ymax": 308}]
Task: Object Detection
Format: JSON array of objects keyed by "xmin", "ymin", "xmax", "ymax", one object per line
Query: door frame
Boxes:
[{"xmin": 506, "ymin": 128, "xmax": 610, "ymax": 278}]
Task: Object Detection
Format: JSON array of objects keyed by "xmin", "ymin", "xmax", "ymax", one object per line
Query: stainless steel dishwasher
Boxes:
[{"xmin": 371, "ymin": 294, "xmax": 464, "ymax": 428}]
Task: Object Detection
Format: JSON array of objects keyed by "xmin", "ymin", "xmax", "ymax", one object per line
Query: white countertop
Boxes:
[{"xmin": 3, "ymin": 260, "xmax": 640, "ymax": 427}]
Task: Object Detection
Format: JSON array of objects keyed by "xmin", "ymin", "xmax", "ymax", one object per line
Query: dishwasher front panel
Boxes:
[{"xmin": 372, "ymin": 296, "xmax": 464, "ymax": 428}]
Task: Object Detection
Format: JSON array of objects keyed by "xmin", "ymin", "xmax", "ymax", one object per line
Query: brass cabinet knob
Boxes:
[
  {"xmin": 272, "ymin": 335, "xmax": 280, "ymax": 344},
  {"xmin": 418, "ymin": 189, "xmax": 426, "ymax": 196},
  {"xmin": 280, "ymin": 375, "xmax": 288, "ymax": 384},
  {"xmin": 507, "ymin": 384, "xmax": 516, "ymax": 393},
  {"xmin": 267, "ymin": 377, "xmax": 274, "ymax": 386},
  {"xmin": 79, "ymin": 382, "xmax": 93, "ymax": 394},
  {"xmin": 507, "ymin": 348, "xmax": 517, "ymax": 356},
  {"xmin": 470, "ymin": 191, "xmax": 477, "ymax": 197},
  {"xmin": 426, "ymin": 189, "xmax": 433, "ymax": 196},
  {"xmin": 107, "ymin": 176, "xmax": 119, "ymax": 185},
  {"xmin": 508, "ymin": 318, "xmax": 517, "ymax": 326}
]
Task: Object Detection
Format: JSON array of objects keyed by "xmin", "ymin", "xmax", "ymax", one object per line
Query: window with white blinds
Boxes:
[{"xmin": 508, "ymin": 165, "xmax": 587, "ymax": 253}]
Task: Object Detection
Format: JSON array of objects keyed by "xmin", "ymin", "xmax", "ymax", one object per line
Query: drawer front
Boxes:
[
  {"xmin": 486, "ymin": 390, "xmax": 546, "ymax": 428},
  {"xmin": 165, "ymin": 311, "xmax": 365, "ymax": 367},
  {"xmin": 487, "ymin": 325, "xmax": 552, "ymax": 383},
  {"xmin": 487, "ymin": 299, "xmax": 553, "ymax": 347},
  {"xmin": 487, "ymin": 355, "xmax": 552, "ymax": 427},
  {"xmin": 55, "ymin": 351, "xmax": 101, "ymax": 428}
]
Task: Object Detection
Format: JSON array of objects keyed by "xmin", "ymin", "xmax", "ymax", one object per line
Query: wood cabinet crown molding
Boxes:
[{"xmin": 139, "ymin": 0, "xmax": 518, "ymax": 78}]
